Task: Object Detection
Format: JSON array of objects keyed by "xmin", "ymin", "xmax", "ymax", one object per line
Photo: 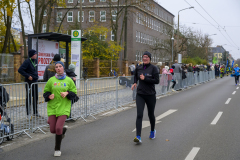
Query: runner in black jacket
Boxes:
[{"xmin": 131, "ymin": 51, "xmax": 159, "ymax": 144}]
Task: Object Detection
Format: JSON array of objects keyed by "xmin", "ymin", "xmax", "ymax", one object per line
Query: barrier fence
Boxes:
[{"xmin": 0, "ymin": 71, "xmax": 215, "ymax": 143}]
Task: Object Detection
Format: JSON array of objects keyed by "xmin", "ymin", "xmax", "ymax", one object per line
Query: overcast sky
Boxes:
[{"xmin": 157, "ymin": 0, "xmax": 240, "ymax": 59}]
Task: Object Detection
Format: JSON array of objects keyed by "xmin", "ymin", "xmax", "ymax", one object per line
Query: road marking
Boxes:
[
  {"xmin": 237, "ymin": 87, "xmax": 239, "ymax": 90},
  {"xmin": 225, "ymin": 98, "xmax": 231, "ymax": 104},
  {"xmin": 211, "ymin": 112, "xmax": 223, "ymax": 125},
  {"xmin": 185, "ymin": 147, "xmax": 200, "ymax": 160},
  {"xmin": 232, "ymin": 91, "xmax": 236, "ymax": 95},
  {"xmin": 132, "ymin": 109, "xmax": 177, "ymax": 132},
  {"xmin": 156, "ymin": 109, "xmax": 177, "ymax": 121}
]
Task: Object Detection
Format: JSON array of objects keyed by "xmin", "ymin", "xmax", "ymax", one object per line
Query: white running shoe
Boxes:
[{"xmin": 54, "ymin": 151, "xmax": 61, "ymax": 157}]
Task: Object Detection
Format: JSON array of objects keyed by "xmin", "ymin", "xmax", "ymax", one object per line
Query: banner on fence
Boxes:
[{"xmin": 32, "ymin": 39, "xmax": 59, "ymax": 80}]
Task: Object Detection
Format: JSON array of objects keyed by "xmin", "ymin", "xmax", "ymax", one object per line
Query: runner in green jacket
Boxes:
[{"xmin": 43, "ymin": 61, "xmax": 77, "ymax": 157}]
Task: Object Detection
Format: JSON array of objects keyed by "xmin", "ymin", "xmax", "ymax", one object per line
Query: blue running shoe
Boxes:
[
  {"xmin": 134, "ymin": 136, "xmax": 142, "ymax": 144},
  {"xmin": 149, "ymin": 130, "xmax": 156, "ymax": 139}
]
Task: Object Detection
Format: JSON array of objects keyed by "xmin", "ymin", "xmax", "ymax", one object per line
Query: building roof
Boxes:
[{"xmin": 28, "ymin": 32, "xmax": 87, "ymax": 42}]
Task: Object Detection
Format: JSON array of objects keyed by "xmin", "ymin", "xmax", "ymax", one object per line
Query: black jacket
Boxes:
[
  {"xmin": 66, "ymin": 69, "xmax": 77, "ymax": 85},
  {"xmin": 134, "ymin": 63, "xmax": 159, "ymax": 95},
  {"xmin": 18, "ymin": 58, "xmax": 38, "ymax": 84}
]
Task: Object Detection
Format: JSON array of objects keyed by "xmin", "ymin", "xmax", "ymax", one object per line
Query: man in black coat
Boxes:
[{"xmin": 18, "ymin": 49, "xmax": 39, "ymax": 117}]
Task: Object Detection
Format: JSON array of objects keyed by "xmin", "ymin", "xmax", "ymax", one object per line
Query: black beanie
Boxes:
[
  {"xmin": 28, "ymin": 49, "xmax": 37, "ymax": 58},
  {"xmin": 53, "ymin": 54, "xmax": 61, "ymax": 61},
  {"xmin": 143, "ymin": 51, "xmax": 151, "ymax": 60}
]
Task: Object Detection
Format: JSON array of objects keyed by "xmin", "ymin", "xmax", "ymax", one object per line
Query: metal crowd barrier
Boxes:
[{"xmin": 0, "ymin": 71, "xmax": 215, "ymax": 142}]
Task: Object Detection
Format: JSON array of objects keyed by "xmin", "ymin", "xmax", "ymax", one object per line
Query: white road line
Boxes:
[
  {"xmin": 232, "ymin": 91, "xmax": 236, "ymax": 95},
  {"xmin": 185, "ymin": 147, "xmax": 200, "ymax": 160},
  {"xmin": 156, "ymin": 109, "xmax": 177, "ymax": 121},
  {"xmin": 132, "ymin": 109, "xmax": 177, "ymax": 132},
  {"xmin": 237, "ymin": 87, "xmax": 239, "ymax": 90},
  {"xmin": 211, "ymin": 112, "xmax": 223, "ymax": 125},
  {"xmin": 225, "ymin": 98, "xmax": 231, "ymax": 104}
]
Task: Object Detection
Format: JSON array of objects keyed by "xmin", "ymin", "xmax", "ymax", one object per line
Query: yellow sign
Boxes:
[{"xmin": 213, "ymin": 53, "xmax": 222, "ymax": 59}]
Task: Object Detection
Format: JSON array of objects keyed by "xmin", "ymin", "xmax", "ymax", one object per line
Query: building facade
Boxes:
[
  {"xmin": 44, "ymin": 0, "xmax": 174, "ymax": 63},
  {"xmin": 210, "ymin": 45, "xmax": 233, "ymax": 66}
]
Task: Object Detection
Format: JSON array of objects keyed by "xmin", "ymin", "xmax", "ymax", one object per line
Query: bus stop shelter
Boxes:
[{"xmin": 27, "ymin": 32, "xmax": 87, "ymax": 70}]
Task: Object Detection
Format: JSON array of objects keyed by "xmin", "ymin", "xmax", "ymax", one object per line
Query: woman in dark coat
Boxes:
[{"xmin": 215, "ymin": 65, "xmax": 220, "ymax": 78}]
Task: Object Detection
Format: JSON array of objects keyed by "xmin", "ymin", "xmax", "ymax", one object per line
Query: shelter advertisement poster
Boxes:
[{"xmin": 32, "ymin": 39, "xmax": 59, "ymax": 80}]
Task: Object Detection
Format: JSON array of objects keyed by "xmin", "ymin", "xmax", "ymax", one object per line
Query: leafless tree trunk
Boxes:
[
  {"xmin": 2, "ymin": 14, "xmax": 12, "ymax": 53},
  {"xmin": 17, "ymin": 0, "xmax": 27, "ymax": 58}
]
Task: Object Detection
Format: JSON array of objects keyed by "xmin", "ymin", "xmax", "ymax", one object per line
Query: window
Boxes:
[
  {"xmin": 148, "ymin": 17, "xmax": 149, "ymax": 27},
  {"xmin": 136, "ymin": 12, "xmax": 138, "ymax": 23},
  {"xmin": 111, "ymin": 0, "xmax": 118, "ymax": 2},
  {"xmin": 89, "ymin": 11, "xmax": 95, "ymax": 22},
  {"xmin": 89, "ymin": 0, "xmax": 95, "ymax": 2},
  {"xmin": 143, "ymin": 33, "xmax": 145, "ymax": 44},
  {"xmin": 111, "ymin": 30, "xmax": 115, "ymax": 41},
  {"xmin": 136, "ymin": 31, "xmax": 138, "ymax": 42},
  {"xmin": 140, "ymin": 32, "xmax": 142, "ymax": 43},
  {"xmin": 43, "ymin": 9, "xmax": 47, "ymax": 16},
  {"xmin": 78, "ymin": 11, "xmax": 84, "ymax": 22},
  {"xmin": 146, "ymin": 17, "xmax": 148, "ymax": 27},
  {"xmin": 100, "ymin": 33, "xmax": 106, "ymax": 41},
  {"xmin": 100, "ymin": 11, "xmax": 106, "ymax": 22},
  {"xmin": 112, "ymin": 10, "xmax": 117, "ymax": 21},
  {"xmin": 136, "ymin": 51, "xmax": 138, "ymax": 61},
  {"xmin": 42, "ymin": 24, "xmax": 46, "ymax": 33},
  {"xmin": 78, "ymin": 0, "xmax": 84, "ymax": 3},
  {"xmin": 100, "ymin": 0, "xmax": 106, "ymax": 1},
  {"xmin": 56, "ymin": 12, "xmax": 62, "ymax": 22},
  {"xmin": 67, "ymin": 12, "xmax": 73, "ymax": 22},
  {"xmin": 68, "ymin": 0, "xmax": 73, "ymax": 3}
]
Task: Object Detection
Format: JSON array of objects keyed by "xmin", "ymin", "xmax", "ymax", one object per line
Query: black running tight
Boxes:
[
  {"xmin": 136, "ymin": 94, "xmax": 156, "ymax": 136},
  {"xmin": 235, "ymin": 76, "xmax": 239, "ymax": 84}
]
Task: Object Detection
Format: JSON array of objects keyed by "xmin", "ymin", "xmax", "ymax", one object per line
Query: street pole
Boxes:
[
  {"xmin": 79, "ymin": 0, "xmax": 82, "ymax": 78},
  {"xmin": 177, "ymin": 7, "xmax": 194, "ymax": 62}
]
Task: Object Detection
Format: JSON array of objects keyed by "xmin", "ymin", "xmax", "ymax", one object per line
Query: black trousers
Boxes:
[
  {"xmin": 235, "ymin": 76, "xmax": 239, "ymax": 84},
  {"xmin": 136, "ymin": 94, "xmax": 156, "ymax": 136},
  {"xmin": 25, "ymin": 83, "xmax": 38, "ymax": 115},
  {"xmin": 172, "ymin": 80, "xmax": 176, "ymax": 89}
]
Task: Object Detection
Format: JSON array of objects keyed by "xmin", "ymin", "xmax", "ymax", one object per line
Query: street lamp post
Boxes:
[
  {"xmin": 171, "ymin": 29, "xmax": 174, "ymax": 62},
  {"xmin": 177, "ymin": 7, "xmax": 194, "ymax": 62}
]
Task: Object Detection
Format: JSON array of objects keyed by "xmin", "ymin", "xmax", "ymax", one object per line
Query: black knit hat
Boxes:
[
  {"xmin": 142, "ymin": 51, "xmax": 151, "ymax": 60},
  {"xmin": 28, "ymin": 49, "xmax": 37, "ymax": 58},
  {"xmin": 53, "ymin": 54, "xmax": 61, "ymax": 61}
]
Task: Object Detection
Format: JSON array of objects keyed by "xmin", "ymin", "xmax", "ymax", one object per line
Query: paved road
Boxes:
[{"xmin": 1, "ymin": 76, "xmax": 239, "ymax": 160}]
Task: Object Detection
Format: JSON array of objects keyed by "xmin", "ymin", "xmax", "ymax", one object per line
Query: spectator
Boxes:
[
  {"xmin": 66, "ymin": 64, "xmax": 77, "ymax": 85},
  {"xmin": 173, "ymin": 60, "xmax": 182, "ymax": 90},
  {"xmin": 187, "ymin": 63, "xmax": 193, "ymax": 72},
  {"xmin": 129, "ymin": 63, "xmax": 136, "ymax": 75},
  {"xmin": 215, "ymin": 65, "xmax": 220, "ymax": 78},
  {"xmin": 160, "ymin": 68, "xmax": 171, "ymax": 94},
  {"xmin": 170, "ymin": 65, "xmax": 176, "ymax": 91},
  {"xmin": 43, "ymin": 54, "xmax": 61, "ymax": 82},
  {"xmin": 18, "ymin": 49, "xmax": 40, "ymax": 118}
]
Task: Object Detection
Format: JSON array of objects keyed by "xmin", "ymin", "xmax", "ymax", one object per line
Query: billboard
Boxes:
[{"xmin": 32, "ymin": 39, "xmax": 59, "ymax": 80}]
